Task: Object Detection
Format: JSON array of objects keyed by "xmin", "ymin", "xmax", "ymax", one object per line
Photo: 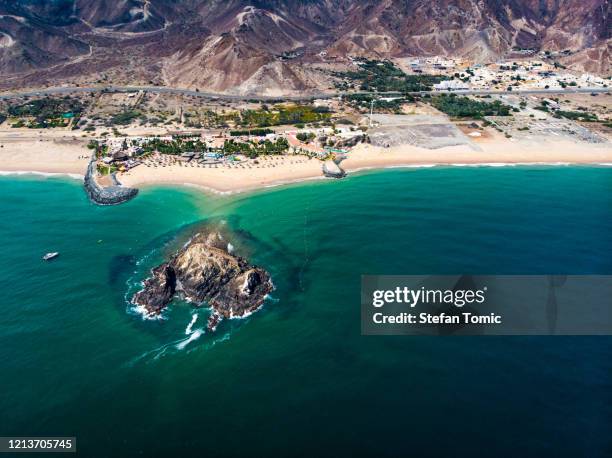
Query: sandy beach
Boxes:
[
  {"xmin": 1, "ymin": 133, "xmax": 610, "ymax": 193},
  {"xmin": 118, "ymin": 139, "xmax": 612, "ymax": 193},
  {"xmin": 118, "ymin": 154, "xmax": 325, "ymax": 193},
  {"xmin": 0, "ymin": 133, "xmax": 89, "ymax": 175},
  {"xmin": 342, "ymin": 140, "xmax": 612, "ymax": 171}
]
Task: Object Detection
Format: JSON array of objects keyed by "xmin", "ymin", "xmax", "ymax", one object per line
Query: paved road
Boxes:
[
  {"xmin": 427, "ymin": 87, "xmax": 610, "ymax": 97},
  {"xmin": 0, "ymin": 85, "xmax": 609, "ymax": 101},
  {"xmin": 0, "ymin": 85, "xmax": 330, "ymax": 101}
]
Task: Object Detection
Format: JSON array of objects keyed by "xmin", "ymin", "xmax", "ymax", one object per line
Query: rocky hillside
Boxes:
[{"xmin": 0, "ymin": 0, "xmax": 609, "ymax": 94}]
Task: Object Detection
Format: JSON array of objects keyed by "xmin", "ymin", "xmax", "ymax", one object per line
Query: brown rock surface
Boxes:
[
  {"xmin": 132, "ymin": 231, "xmax": 273, "ymax": 330},
  {"xmin": 1, "ymin": 1, "xmax": 609, "ymax": 92}
]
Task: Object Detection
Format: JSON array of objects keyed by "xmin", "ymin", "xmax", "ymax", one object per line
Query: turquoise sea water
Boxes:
[{"xmin": 1, "ymin": 167, "xmax": 611, "ymax": 457}]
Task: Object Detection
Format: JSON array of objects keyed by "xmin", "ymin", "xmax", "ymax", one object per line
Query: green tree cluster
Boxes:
[
  {"xmin": 296, "ymin": 132, "xmax": 316, "ymax": 142},
  {"xmin": 554, "ymin": 111, "xmax": 598, "ymax": 122},
  {"xmin": 108, "ymin": 110, "xmax": 141, "ymax": 126},
  {"xmin": 140, "ymin": 138, "xmax": 208, "ymax": 155},
  {"xmin": 239, "ymin": 105, "xmax": 331, "ymax": 128},
  {"xmin": 7, "ymin": 96, "xmax": 84, "ymax": 128},
  {"xmin": 431, "ymin": 95, "xmax": 513, "ymax": 119},
  {"xmin": 230, "ymin": 128, "xmax": 274, "ymax": 137},
  {"xmin": 336, "ymin": 58, "xmax": 446, "ymax": 93},
  {"xmin": 223, "ymin": 137, "xmax": 289, "ymax": 158}
]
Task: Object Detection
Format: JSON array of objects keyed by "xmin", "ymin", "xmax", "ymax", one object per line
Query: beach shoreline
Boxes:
[
  {"xmin": 0, "ymin": 170, "xmax": 85, "ymax": 179},
  {"xmin": 1, "ymin": 137, "xmax": 610, "ymax": 195},
  {"xmin": 107, "ymin": 140, "xmax": 612, "ymax": 195},
  {"xmin": 0, "ymin": 135, "xmax": 90, "ymax": 176}
]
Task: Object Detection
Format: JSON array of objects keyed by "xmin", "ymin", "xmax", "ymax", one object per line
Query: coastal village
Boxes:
[
  {"xmin": 394, "ymin": 56, "xmax": 609, "ymax": 92},
  {"xmin": 0, "ymin": 55, "xmax": 610, "ymax": 199}
]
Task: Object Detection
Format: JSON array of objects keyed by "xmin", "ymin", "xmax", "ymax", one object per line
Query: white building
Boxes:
[
  {"xmin": 433, "ymin": 80, "xmax": 470, "ymax": 91},
  {"xmin": 580, "ymin": 74, "xmax": 606, "ymax": 86}
]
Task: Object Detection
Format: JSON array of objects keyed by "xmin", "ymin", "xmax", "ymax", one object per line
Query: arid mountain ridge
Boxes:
[{"xmin": 0, "ymin": 0, "xmax": 609, "ymax": 95}]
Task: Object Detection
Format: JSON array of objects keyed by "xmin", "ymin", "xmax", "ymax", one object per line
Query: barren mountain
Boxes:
[
  {"xmin": 327, "ymin": 0, "xmax": 610, "ymax": 72},
  {"xmin": 0, "ymin": 0, "xmax": 609, "ymax": 94}
]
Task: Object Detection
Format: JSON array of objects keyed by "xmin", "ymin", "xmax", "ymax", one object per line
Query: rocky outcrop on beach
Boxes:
[
  {"xmin": 322, "ymin": 160, "xmax": 346, "ymax": 179},
  {"xmin": 132, "ymin": 232, "xmax": 273, "ymax": 331},
  {"xmin": 84, "ymin": 159, "xmax": 138, "ymax": 206}
]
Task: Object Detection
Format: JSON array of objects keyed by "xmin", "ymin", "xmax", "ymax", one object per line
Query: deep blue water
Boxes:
[{"xmin": 0, "ymin": 167, "xmax": 611, "ymax": 457}]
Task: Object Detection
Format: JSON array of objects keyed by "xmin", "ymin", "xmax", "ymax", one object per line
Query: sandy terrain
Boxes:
[
  {"xmin": 118, "ymin": 155, "xmax": 324, "ymax": 193},
  {"xmin": 0, "ymin": 132, "xmax": 90, "ymax": 175},
  {"xmin": 119, "ymin": 140, "xmax": 612, "ymax": 194},
  {"xmin": 1, "ymin": 131, "xmax": 610, "ymax": 194},
  {"xmin": 342, "ymin": 140, "xmax": 612, "ymax": 171}
]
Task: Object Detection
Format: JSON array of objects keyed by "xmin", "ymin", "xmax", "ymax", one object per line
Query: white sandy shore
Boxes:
[
  {"xmin": 0, "ymin": 134, "xmax": 89, "ymax": 175},
  {"xmin": 118, "ymin": 155, "xmax": 324, "ymax": 193},
  {"xmin": 342, "ymin": 140, "xmax": 612, "ymax": 171},
  {"xmin": 119, "ymin": 140, "xmax": 612, "ymax": 194},
  {"xmin": 1, "ymin": 134, "xmax": 610, "ymax": 194}
]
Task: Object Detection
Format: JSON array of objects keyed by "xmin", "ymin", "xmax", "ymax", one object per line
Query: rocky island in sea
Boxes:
[{"xmin": 132, "ymin": 231, "xmax": 274, "ymax": 331}]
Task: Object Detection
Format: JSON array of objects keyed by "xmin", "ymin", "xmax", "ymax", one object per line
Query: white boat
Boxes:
[{"xmin": 42, "ymin": 252, "xmax": 60, "ymax": 261}]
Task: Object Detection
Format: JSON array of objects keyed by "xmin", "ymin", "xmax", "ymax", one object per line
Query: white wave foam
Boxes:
[
  {"xmin": 135, "ymin": 246, "xmax": 159, "ymax": 267},
  {"xmin": 264, "ymin": 294, "xmax": 279, "ymax": 303},
  {"xmin": 176, "ymin": 329, "xmax": 203, "ymax": 350},
  {"xmin": 227, "ymin": 288, "xmax": 277, "ymax": 320},
  {"xmin": 229, "ymin": 302, "xmax": 266, "ymax": 320},
  {"xmin": 448, "ymin": 163, "xmax": 516, "ymax": 167},
  {"xmin": 181, "ymin": 182, "xmax": 235, "ymax": 195},
  {"xmin": 348, "ymin": 162, "xmax": 585, "ymax": 174},
  {"xmin": 385, "ymin": 164, "xmax": 437, "ymax": 169},
  {"xmin": 126, "ymin": 328, "xmax": 234, "ymax": 366},
  {"xmin": 185, "ymin": 313, "xmax": 198, "ymax": 335},
  {"xmin": 0, "ymin": 170, "xmax": 83, "ymax": 179},
  {"xmin": 263, "ymin": 176, "xmax": 326, "ymax": 190},
  {"xmin": 447, "ymin": 162, "xmax": 572, "ymax": 167},
  {"xmin": 182, "ymin": 233, "xmax": 199, "ymax": 250},
  {"xmin": 130, "ymin": 304, "xmax": 166, "ymax": 321},
  {"xmin": 227, "ymin": 242, "xmax": 235, "ymax": 254}
]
